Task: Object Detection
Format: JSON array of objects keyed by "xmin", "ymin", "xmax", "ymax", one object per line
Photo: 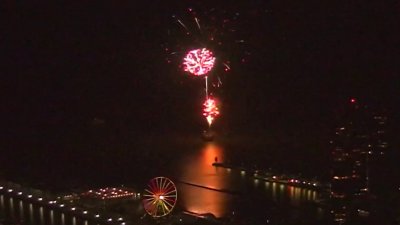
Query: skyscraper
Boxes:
[{"xmin": 329, "ymin": 98, "xmax": 388, "ymax": 223}]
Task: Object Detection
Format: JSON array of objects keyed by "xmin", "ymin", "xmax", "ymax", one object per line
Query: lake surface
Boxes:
[
  {"xmin": 1, "ymin": 133, "xmax": 330, "ymax": 224},
  {"xmin": 171, "ymin": 141, "xmax": 324, "ymax": 223}
]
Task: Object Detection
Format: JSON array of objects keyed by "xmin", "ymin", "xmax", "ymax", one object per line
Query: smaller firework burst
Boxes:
[
  {"xmin": 183, "ymin": 48, "xmax": 216, "ymax": 76},
  {"xmin": 203, "ymin": 97, "xmax": 220, "ymax": 126}
]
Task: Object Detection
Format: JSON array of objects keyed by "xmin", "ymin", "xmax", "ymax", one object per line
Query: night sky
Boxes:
[{"xmin": 1, "ymin": 1, "xmax": 399, "ymax": 162}]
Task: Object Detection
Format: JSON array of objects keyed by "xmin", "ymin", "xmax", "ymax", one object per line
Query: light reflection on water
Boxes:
[
  {"xmin": 0, "ymin": 195, "xmax": 4, "ymax": 211},
  {"xmin": 176, "ymin": 141, "xmax": 318, "ymax": 218},
  {"xmin": 39, "ymin": 206, "xmax": 44, "ymax": 224},
  {"xmin": 61, "ymin": 212, "xmax": 65, "ymax": 225},
  {"xmin": 0, "ymin": 193, "xmax": 109, "ymax": 225},
  {"xmin": 9, "ymin": 197, "xmax": 14, "ymax": 219},
  {"xmin": 50, "ymin": 209, "xmax": 54, "ymax": 225},
  {"xmin": 272, "ymin": 182, "xmax": 277, "ymax": 201},
  {"xmin": 180, "ymin": 142, "xmax": 226, "ymax": 188},
  {"xmin": 29, "ymin": 203, "xmax": 34, "ymax": 225},
  {"xmin": 72, "ymin": 216, "xmax": 76, "ymax": 225},
  {"xmin": 19, "ymin": 200, "xmax": 24, "ymax": 219},
  {"xmin": 178, "ymin": 142, "xmax": 231, "ymax": 217}
]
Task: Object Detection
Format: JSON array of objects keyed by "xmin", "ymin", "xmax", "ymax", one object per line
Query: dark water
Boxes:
[
  {"xmin": 0, "ymin": 195, "xmax": 93, "ymax": 225},
  {"xmin": 174, "ymin": 142, "xmax": 320, "ymax": 217},
  {"xmin": 1, "ymin": 133, "xmax": 329, "ymax": 224}
]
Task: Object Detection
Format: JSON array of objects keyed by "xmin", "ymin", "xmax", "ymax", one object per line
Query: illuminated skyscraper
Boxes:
[{"xmin": 329, "ymin": 98, "xmax": 388, "ymax": 223}]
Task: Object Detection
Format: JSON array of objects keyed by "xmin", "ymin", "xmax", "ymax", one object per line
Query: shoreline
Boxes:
[{"xmin": 212, "ymin": 162, "xmax": 330, "ymax": 192}]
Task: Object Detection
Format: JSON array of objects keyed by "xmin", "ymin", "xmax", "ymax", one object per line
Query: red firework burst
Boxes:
[
  {"xmin": 183, "ymin": 48, "xmax": 216, "ymax": 76},
  {"xmin": 203, "ymin": 97, "xmax": 220, "ymax": 126}
]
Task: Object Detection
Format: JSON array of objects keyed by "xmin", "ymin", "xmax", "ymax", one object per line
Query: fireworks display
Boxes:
[
  {"xmin": 165, "ymin": 6, "xmax": 247, "ymax": 129},
  {"xmin": 203, "ymin": 97, "xmax": 220, "ymax": 127},
  {"xmin": 164, "ymin": 7, "xmax": 248, "ymax": 85},
  {"xmin": 183, "ymin": 48, "xmax": 216, "ymax": 76}
]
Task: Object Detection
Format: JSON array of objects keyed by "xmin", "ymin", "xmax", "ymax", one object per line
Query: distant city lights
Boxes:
[{"xmin": 81, "ymin": 187, "xmax": 136, "ymax": 200}]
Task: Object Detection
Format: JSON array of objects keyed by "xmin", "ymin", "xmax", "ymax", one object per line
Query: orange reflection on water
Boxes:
[
  {"xmin": 288, "ymin": 186, "xmax": 301, "ymax": 206},
  {"xmin": 179, "ymin": 142, "xmax": 230, "ymax": 217},
  {"xmin": 287, "ymin": 185, "xmax": 317, "ymax": 206},
  {"xmin": 180, "ymin": 142, "xmax": 224, "ymax": 187},
  {"xmin": 179, "ymin": 184, "xmax": 231, "ymax": 217}
]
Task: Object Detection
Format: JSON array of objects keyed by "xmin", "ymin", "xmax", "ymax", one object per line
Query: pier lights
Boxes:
[
  {"xmin": 27, "ymin": 195, "xmax": 33, "ymax": 198},
  {"xmin": 38, "ymin": 198, "xmax": 43, "ymax": 201},
  {"xmin": 17, "ymin": 192, "xmax": 23, "ymax": 195},
  {"xmin": 121, "ymin": 223, "xmax": 126, "ymax": 225},
  {"xmin": 117, "ymin": 217, "xmax": 124, "ymax": 221},
  {"xmin": 59, "ymin": 204, "xmax": 65, "ymax": 208},
  {"xmin": 7, "ymin": 189, "xmax": 13, "ymax": 192},
  {"xmin": 0, "ymin": 186, "xmax": 3, "ymax": 190},
  {"xmin": 107, "ymin": 218, "xmax": 113, "ymax": 222},
  {"xmin": 71, "ymin": 207, "xmax": 76, "ymax": 211},
  {"xmin": 83, "ymin": 210, "xmax": 88, "ymax": 214},
  {"xmin": 95, "ymin": 214, "xmax": 100, "ymax": 218}
]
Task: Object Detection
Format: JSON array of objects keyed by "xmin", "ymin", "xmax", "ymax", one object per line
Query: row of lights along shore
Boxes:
[
  {"xmin": 0, "ymin": 185, "xmax": 126, "ymax": 225},
  {"xmin": 235, "ymin": 169, "xmax": 320, "ymax": 188}
]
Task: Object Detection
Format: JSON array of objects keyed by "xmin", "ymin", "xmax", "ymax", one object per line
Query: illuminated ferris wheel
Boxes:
[{"xmin": 142, "ymin": 177, "xmax": 178, "ymax": 218}]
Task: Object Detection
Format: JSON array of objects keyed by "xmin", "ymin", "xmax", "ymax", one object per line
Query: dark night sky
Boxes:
[{"xmin": 1, "ymin": 1, "xmax": 399, "ymax": 154}]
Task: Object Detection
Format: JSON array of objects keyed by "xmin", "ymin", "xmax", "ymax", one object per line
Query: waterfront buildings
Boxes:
[{"xmin": 330, "ymin": 98, "xmax": 389, "ymax": 223}]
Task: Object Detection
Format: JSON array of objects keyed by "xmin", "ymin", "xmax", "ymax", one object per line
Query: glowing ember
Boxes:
[
  {"xmin": 203, "ymin": 97, "xmax": 220, "ymax": 126},
  {"xmin": 183, "ymin": 48, "xmax": 216, "ymax": 76}
]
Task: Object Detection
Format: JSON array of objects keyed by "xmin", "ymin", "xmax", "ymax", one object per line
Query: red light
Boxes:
[{"xmin": 350, "ymin": 98, "xmax": 356, "ymax": 103}]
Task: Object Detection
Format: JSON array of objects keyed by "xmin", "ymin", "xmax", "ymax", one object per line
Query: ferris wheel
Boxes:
[{"xmin": 142, "ymin": 177, "xmax": 178, "ymax": 218}]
